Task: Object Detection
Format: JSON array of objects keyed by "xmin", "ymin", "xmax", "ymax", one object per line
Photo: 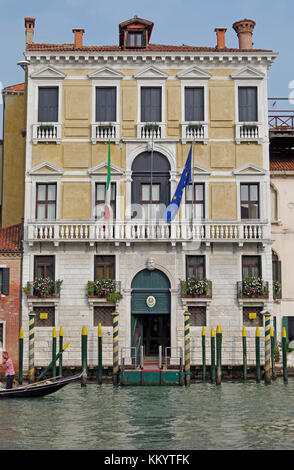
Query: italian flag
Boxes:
[{"xmin": 104, "ymin": 139, "xmax": 111, "ymax": 219}]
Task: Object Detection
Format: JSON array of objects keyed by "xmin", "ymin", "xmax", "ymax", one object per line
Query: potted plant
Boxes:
[
  {"xmin": 143, "ymin": 122, "xmax": 159, "ymax": 130},
  {"xmin": 273, "ymin": 280, "xmax": 281, "ymax": 300},
  {"xmin": 23, "ymin": 277, "xmax": 63, "ymax": 298},
  {"xmin": 87, "ymin": 279, "xmax": 122, "ymax": 302},
  {"xmin": 241, "ymin": 277, "xmax": 268, "ymax": 298},
  {"xmin": 180, "ymin": 277, "xmax": 211, "ymax": 298}
]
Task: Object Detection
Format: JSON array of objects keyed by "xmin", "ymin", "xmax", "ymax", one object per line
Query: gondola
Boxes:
[{"xmin": 0, "ymin": 372, "xmax": 83, "ymax": 398}]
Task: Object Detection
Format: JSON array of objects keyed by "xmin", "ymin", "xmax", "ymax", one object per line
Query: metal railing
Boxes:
[{"xmin": 164, "ymin": 347, "xmax": 183, "ymax": 369}]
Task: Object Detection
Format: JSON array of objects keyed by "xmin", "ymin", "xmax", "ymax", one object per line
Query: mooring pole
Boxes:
[
  {"xmin": 202, "ymin": 326, "xmax": 206, "ymax": 381},
  {"xmin": 112, "ymin": 309, "xmax": 119, "ymax": 386},
  {"xmin": 270, "ymin": 327, "xmax": 276, "ymax": 381},
  {"xmin": 282, "ymin": 326, "xmax": 288, "ymax": 383},
  {"xmin": 18, "ymin": 327, "xmax": 23, "ymax": 385},
  {"xmin": 242, "ymin": 326, "xmax": 247, "ymax": 381},
  {"xmin": 98, "ymin": 323, "xmax": 103, "ymax": 384},
  {"xmin": 37, "ymin": 342, "xmax": 70, "ymax": 381},
  {"xmin": 184, "ymin": 310, "xmax": 191, "ymax": 386},
  {"xmin": 52, "ymin": 327, "xmax": 57, "ymax": 378},
  {"xmin": 216, "ymin": 325, "xmax": 222, "ymax": 385},
  {"xmin": 28, "ymin": 311, "xmax": 36, "ymax": 383},
  {"xmin": 210, "ymin": 327, "xmax": 215, "ymax": 383},
  {"xmin": 256, "ymin": 326, "xmax": 261, "ymax": 383},
  {"xmin": 59, "ymin": 327, "xmax": 63, "ymax": 377},
  {"xmin": 263, "ymin": 311, "xmax": 271, "ymax": 385},
  {"xmin": 81, "ymin": 326, "xmax": 88, "ymax": 387}
]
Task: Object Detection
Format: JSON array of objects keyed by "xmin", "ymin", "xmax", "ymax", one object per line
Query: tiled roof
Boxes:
[
  {"xmin": 0, "ymin": 224, "xmax": 23, "ymax": 252},
  {"xmin": 270, "ymin": 157, "xmax": 294, "ymax": 171},
  {"xmin": 26, "ymin": 42, "xmax": 273, "ymax": 53},
  {"xmin": 3, "ymin": 83, "xmax": 25, "ymax": 92}
]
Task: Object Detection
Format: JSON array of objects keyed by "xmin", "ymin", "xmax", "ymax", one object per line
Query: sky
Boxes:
[{"xmin": 1, "ymin": 0, "xmax": 294, "ymax": 136}]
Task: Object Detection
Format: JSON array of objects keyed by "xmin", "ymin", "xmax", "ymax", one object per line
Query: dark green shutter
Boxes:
[
  {"xmin": 2, "ymin": 268, "xmax": 9, "ymax": 295},
  {"xmin": 38, "ymin": 87, "xmax": 58, "ymax": 122},
  {"xmin": 141, "ymin": 87, "xmax": 161, "ymax": 122},
  {"xmin": 238, "ymin": 87, "xmax": 257, "ymax": 122},
  {"xmin": 185, "ymin": 87, "xmax": 204, "ymax": 121},
  {"xmin": 96, "ymin": 87, "xmax": 116, "ymax": 122}
]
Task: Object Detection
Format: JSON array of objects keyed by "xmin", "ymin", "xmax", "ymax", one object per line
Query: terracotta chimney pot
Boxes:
[
  {"xmin": 72, "ymin": 28, "xmax": 85, "ymax": 48},
  {"xmin": 215, "ymin": 28, "xmax": 227, "ymax": 50},
  {"xmin": 232, "ymin": 19, "xmax": 256, "ymax": 50},
  {"xmin": 24, "ymin": 17, "xmax": 36, "ymax": 44}
]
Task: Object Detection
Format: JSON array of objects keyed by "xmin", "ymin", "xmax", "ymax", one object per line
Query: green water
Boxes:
[{"xmin": 1, "ymin": 379, "xmax": 294, "ymax": 450}]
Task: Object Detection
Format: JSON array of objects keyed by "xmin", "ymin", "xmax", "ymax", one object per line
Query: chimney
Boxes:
[
  {"xmin": 232, "ymin": 19, "xmax": 256, "ymax": 50},
  {"xmin": 215, "ymin": 28, "xmax": 227, "ymax": 50},
  {"xmin": 73, "ymin": 28, "xmax": 85, "ymax": 48},
  {"xmin": 24, "ymin": 17, "xmax": 36, "ymax": 44}
]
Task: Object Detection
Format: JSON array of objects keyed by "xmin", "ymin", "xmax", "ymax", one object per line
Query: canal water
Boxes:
[{"xmin": 1, "ymin": 379, "xmax": 294, "ymax": 450}]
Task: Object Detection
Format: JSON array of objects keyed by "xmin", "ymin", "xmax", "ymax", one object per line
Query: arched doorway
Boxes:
[
  {"xmin": 131, "ymin": 151, "xmax": 170, "ymax": 221},
  {"xmin": 131, "ymin": 269, "xmax": 171, "ymax": 359}
]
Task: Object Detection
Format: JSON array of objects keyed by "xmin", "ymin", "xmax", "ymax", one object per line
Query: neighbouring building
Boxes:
[
  {"xmin": 269, "ymin": 99, "xmax": 294, "ymax": 344},
  {"xmin": 4, "ymin": 16, "xmax": 279, "ymax": 373},
  {"xmin": 0, "ymin": 223, "xmax": 23, "ymax": 375}
]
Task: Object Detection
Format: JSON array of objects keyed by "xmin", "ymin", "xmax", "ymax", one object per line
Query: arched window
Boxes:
[
  {"xmin": 131, "ymin": 151, "xmax": 170, "ymax": 221},
  {"xmin": 272, "ymin": 250, "xmax": 281, "ymax": 299}
]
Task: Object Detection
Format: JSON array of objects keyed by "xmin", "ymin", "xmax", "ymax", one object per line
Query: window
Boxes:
[
  {"xmin": 270, "ymin": 185, "xmax": 278, "ymax": 222},
  {"xmin": 36, "ymin": 183, "xmax": 57, "ymax": 220},
  {"xmin": 185, "ymin": 87, "xmax": 204, "ymax": 122},
  {"xmin": 238, "ymin": 86, "xmax": 258, "ymax": 122},
  {"xmin": 94, "ymin": 256, "xmax": 115, "ymax": 280},
  {"xmin": 243, "ymin": 306, "xmax": 263, "ymax": 327},
  {"xmin": 34, "ymin": 307, "xmax": 55, "ymax": 327},
  {"xmin": 186, "ymin": 256, "xmax": 206, "ymax": 279},
  {"xmin": 140, "ymin": 183, "xmax": 161, "ymax": 220},
  {"xmin": 127, "ymin": 32, "xmax": 144, "ymax": 48},
  {"xmin": 185, "ymin": 183, "xmax": 205, "ymax": 220},
  {"xmin": 141, "ymin": 87, "xmax": 162, "ymax": 122},
  {"xmin": 95, "ymin": 87, "xmax": 116, "ymax": 122},
  {"xmin": 272, "ymin": 251, "xmax": 282, "ymax": 299},
  {"xmin": 242, "ymin": 256, "xmax": 261, "ymax": 279},
  {"xmin": 94, "ymin": 306, "xmax": 114, "ymax": 326},
  {"xmin": 0, "ymin": 268, "xmax": 9, "ymax": 295},
  {"xmin": 188, "ymin": 306, "xmax": 206, "ymax": 326},
  {"xmin": 34, "ymin": 256, "xmax": 55, "ymax": 280},
  {"xmin": 240, "ymin": 183, "xmax": 259, "ymax": 219},
  {"xmin": 95, "ymin": 183, "xmax": 116, "ymax": 219},
  {"xmin": 38, "ymin": 87, "xmax": 58, "ymax": 122}
]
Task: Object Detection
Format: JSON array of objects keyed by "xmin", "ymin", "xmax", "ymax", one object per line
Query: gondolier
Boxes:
[{"xmin": 2, "ymin": 351, "xmax": 15, "ymax": 389}]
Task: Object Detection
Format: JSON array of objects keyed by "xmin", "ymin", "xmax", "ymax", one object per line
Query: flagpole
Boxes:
[{"xmin": 191, "ymin": 139, "xmax": 195, "ymax": 227}]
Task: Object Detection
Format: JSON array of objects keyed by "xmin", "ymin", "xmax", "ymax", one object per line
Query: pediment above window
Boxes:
[
  {"xmin": 30, "ymin": 65, "xmax": 67, "ymax": 80},
  {"xmin": 230, "ymin": 66, "xmax": 265, "ymax": 80},
  {"xmin": 88, "ymin": 162, "xmax": 124, "ymax": 175},
  {"xmin": 133, "ymin": 65, "xmax": 169, "ymax": 80},
  {"xmin": 233, "ymin": 164, "xmax": 266, "ymax": 176},
  {"xmin": 28, "ymin": 162, "xmax": 64, "ymax": 176},
  {"xmin": 177, "ymin": 65, "xmax": 212, "ymax": 80},
  {"xmin": 88, "ymin": 66, "xmax": 125, "ymax": 80},
  {"xmin": 193, "ymin": 163, "xmax": 212, "ymax": 175}
]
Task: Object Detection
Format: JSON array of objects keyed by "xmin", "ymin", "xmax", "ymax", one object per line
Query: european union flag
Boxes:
[{"xmin": 165, "ymin": 144, "xmax": 192, "ymax": 223}]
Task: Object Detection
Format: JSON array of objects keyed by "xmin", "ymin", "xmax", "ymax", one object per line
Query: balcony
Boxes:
[
  {"xmin": 235, "ymin": 123, "xmax": 263, "ymax": 144},
  {"xmin": 32, "ymin": 123, "xmax": 62, "ymax": 144},
  {"xmin": 91, "ymin": 122, "xmax": 120, "ymax": 144},
  {"xmin": 87, "ymin": 279, "xmax": 122, "ymax": 304},
  {"xmin": 237, "ymin": 278, "xmax": 269, "ymax": 302},
  {"xmin": 180, "ymin": 278, "xmax": 212, "ymax": 299},
  {"xmin": 137, "ymin": 123, "xmax": 165, "ymax": 140},
  {"xmin": 26, "ymin": 220, "xmax": 269, "ymax": 247},
  {"xmin": 181, "ymin": 123, "xmax": 208, "ymax": 144}
]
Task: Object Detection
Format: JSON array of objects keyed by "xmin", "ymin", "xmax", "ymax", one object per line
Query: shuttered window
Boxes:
[
  {"xmin": 238, "ymin": 87, "xmax": 258, "ymax": 122},
  {"xmin": 96, "ymin": 87, "xmax": 116, "ymax": 122},
  {"xmin": 38, "ymin": 87, "xmax": 58, "ymax": 122},
  {"xmin": 185, "ymin": 87, "xmax": 204, "ymax": 122},
  {"xmin": 141, "ymin": 87, "xmax": 162, "ymax": 122},
  {"xmin": 0, "ymin": 268, "xmax": 10, "ymax": 295}
]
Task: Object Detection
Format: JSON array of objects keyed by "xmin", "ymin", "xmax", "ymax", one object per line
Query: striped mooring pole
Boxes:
[
  {"xmin": 255, "ymin": 326, "xmax": 261, "ymax": 383},
  {"xmin": 28, "ymin": 311, "xmax": 36, "ymax": 383},
  {"xmin": 112, "ymin": 309, "xmax": 119, "ymax": 385},
  {"xmin": 270, "ymin": 327, "xmax": 276, "ymax": 381},
  {"xmin": 18, "ymin": 328, "xmax": 23, "ymax": 385},
  {"xmin": 59, "ymin": 327, "xmax": 63, "ymax": 377},
  {"xmin": 184, "ymin": 310, "xmax": 191, "ymax": 386},
  {"xmin": 263, "ymin": 311, "xmax": 271, "ymax": 385},
  {"xmin": 52, "ymin": 327, "xmax": 57, "ymax": 378},
  {"xmin": 216, "ymin": 325, "xmax": 222, "ymax": 385},
  {"xmin": 98, "ymin": 323, "xmax": 103, "ymax": 384},
  {"xmin": 202, "ymin": 326, "xmax": 206, "ymax": 381},
  {"xmin": 81, "ymin": 326, "xmax": 88, "ymax": 387},
  {"xmin": 242, "ymin": 326, "xmax": 247, "ymax": 381},
  {"xmin": 210, "ymin": 327, "xmax": 216, "ymax": 383},
  {"xmin": 282, "ymin": 326, "xmax": 288, "ymax": 383}
]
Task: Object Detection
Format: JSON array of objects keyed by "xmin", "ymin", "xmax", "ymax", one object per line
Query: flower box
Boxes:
[
  {"xmin": 180, "ymin": 278, "xmax": 212, "ymax": 298},
  {"xmin": 87, "ymin": 279, "xmax": 122, "ymax": 303},
  {"xmin": 23, "ymin": 278, "xmax": 63, "ymax": 299},
  {"xmin": 237, "ymin": 278, "xmax": 269, "ymax": 299}
]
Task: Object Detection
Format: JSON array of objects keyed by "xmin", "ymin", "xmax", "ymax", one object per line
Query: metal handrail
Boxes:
[
  {"xmin": 164, "ymin": 347, "xmax": 183, "ymax": 368},
  {"xmin": 120, "ymin": 347, "xmax": 137, "ymax": 367}
]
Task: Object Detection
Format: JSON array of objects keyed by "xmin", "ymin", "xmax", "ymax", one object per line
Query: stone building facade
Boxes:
[{"xmin": 3, "ymin": 16, "xmax": 278, "ymax": 372}]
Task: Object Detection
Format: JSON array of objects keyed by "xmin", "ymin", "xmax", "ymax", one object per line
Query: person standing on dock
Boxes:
[{"xmin": 2, "ymin": 351, "xmax": 15, "ymax": 389}]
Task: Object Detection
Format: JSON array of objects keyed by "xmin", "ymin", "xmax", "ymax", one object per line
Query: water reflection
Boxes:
[{"xmin": 0, "ymin": 380, "xmax": 294, "ymax": 450}]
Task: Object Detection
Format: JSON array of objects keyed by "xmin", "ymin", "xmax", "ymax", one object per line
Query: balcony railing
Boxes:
[
  {"xmin": 27, "ymin": 220, "xmax": 269, "ymax": 245},
  {"xmin": 235, "ymin": 123, "xmax": 263, "ymax": 143},
  {"xmin": 181, "ymin": 123, "xmax": 208, "ymax": 144},
  {"xmin": 137, "ymin": 123, "xmax": 165, "ymax": 139},
  {"xmin": 91, "ymin": 123, "xmax": 120, "ymax": 143},
  {"xmin": 237, "ymin": 279, "xmax": 269, "ymax": 300},
  {"xmin": 180, "ymin": 279, "xmax": 212, "ymax": 298},
  {"xmin": 32, "ymin": 123, "xmax": 62, "ymax": 144}
]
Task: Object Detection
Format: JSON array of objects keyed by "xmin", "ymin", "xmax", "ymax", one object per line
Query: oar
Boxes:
[{"xmin": 37, "ymin": 342, "xmax": 70, "ymax": 381}]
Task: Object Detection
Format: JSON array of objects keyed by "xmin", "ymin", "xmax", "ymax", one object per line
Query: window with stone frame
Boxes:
[
  {"xmin": 240, "ymin": 183, "xmax": 260, "ymax": 219},
  {"xmin": 188, "ymin": 306, "xmax": 206, "ymax": 327},
  {"xmin": 94, "ymin": 255, "xmax": 115, "ymax": 281},
  {"xmin": 94, "ymin": 306, "xmax": 114, "ymax": 327},
  {"xmin": 186, "ymin": 255, "xmax": 206, "ymax": 279},
  {"xmin": 242, "ymin": 255, "xmax": 261, "ymax": 279},
  {"xmin": 34, "ymin": 306, "xmax": 55, "ymax": 327},
  {"xmin": 36, "ymin": 183, "xmax": 57, "ymax": 220},
  {"xmin": 243, "ymin": 306, "xmax": 263, "ymax": 327}
]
